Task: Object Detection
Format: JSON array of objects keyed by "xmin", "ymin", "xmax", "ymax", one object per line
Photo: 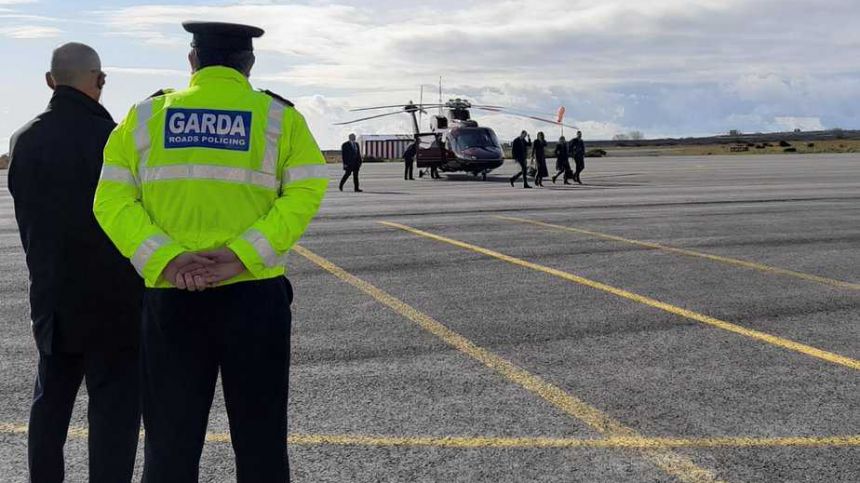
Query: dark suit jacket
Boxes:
[
  {"xmin": 403, "ymin": 142, "xmax": 417, "ymax": 162},
  {"xmin": 569, "ymin": 138, "xmax": 586, "ymax": 162},
  {"xmin": 341, "ymin": 141, "xmax": 362, "ymax": 170},
  {"xmin": 511, "ymin": 137, "xmax": 531, "ymax": 162},
  {"xmin": 8, "ymin": 86, "xmax": 142, "ymax": 354}
]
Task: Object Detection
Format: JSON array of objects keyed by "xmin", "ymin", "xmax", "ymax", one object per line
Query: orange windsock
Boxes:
[{"xmin": 556, "ymin": 106, "xmax": 566, "ymax": 123}]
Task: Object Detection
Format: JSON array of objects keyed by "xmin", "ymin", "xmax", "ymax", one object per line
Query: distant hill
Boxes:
[
  {"xmin": 585, "ymin": 129, "xmax": 860, "ymax": 148},
  {"xmin": 0, "ymin": 153, "xmax": 8, "ymax": 170}
]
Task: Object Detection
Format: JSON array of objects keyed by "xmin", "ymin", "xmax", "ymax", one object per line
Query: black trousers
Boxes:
[
  {"xmin": 553, "ymin": 160, "xmax": 573, "ymax": 182},
  {"xmin": 339, "ymin": 168, "xmax": 360, "ymax": 191},
  {"xmin": 573, "ymin": 159, "xmax": 585, "ymax": 181},
  {"xmin": 28, "ymin": 348, "xmax": 140, "ymax": 483},
  {"xmin": 509, "ymin": 159, "xmax": 529, "ymax": 186},
  {"xmin": 404, "ymin": 160, "xmax": 413, "ymax": 179},
  {"xmin": 141, "ymin": 278, "xmax": 293, "ymax": 483}
]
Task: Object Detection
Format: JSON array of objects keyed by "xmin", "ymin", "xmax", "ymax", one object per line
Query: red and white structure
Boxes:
[{"xmin": 358, "ymin": 134, "xmax": 414, "ymax": 160}]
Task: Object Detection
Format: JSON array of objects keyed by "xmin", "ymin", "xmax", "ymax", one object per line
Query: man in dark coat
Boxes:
[
  {"xmin": 339, "ymin": 132, "xmax": 363, "ymax": 192},
  {"xmin": 570, "ymin": 130, "xmax": 586, "ymax": 184},
  {"xmin": 403, "ymin": 140, "xmax": 417, "ymax": 180},
  {"xmin": 552, "ymin": 136, "xmax": 572, "ymax": 184},
  {"xmin": 7, "ymin": 42, "xmax": 142, "ymax": 483},
  {"xmin": 509, "ymin": 130, "xmax": 532, "ymax": 188}
]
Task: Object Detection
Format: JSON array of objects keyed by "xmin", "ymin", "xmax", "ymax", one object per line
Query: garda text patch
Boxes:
[{"xmin": 164, "ymin": 108, "xmax": 252, "ymax": 151}]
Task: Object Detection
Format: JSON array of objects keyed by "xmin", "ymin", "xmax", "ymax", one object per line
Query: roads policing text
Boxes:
[{"xmin": 164, "ymin": 108, "xmax": 253, "ymax": 152}]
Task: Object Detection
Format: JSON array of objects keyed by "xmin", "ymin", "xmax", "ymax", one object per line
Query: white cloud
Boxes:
[
  {"xmin": 33, "ymin": 0, "xmax": 854, "ymax": 146},
  {"xmin": 0, "ymin": 25, "xmax": 59, "ymax": 38},
  {"xmin": 0, "ymin": 0, "xmax": 38, "ymax": 5},
  {"xmin": 104, "ymin": 66, "xmax": 189, "ymax": 77},
  {"xmin": 773, "ymin": 117, "xmax": 825, "ymax": 132},
  {"xmin": 95, "ymin": 1, "xmax": 860, "ymax": 90}
]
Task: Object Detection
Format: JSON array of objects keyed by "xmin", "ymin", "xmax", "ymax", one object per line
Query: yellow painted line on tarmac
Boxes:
[
  {"xmin": 292, "ymin": 244, "xmax": 723, "ymax": 483},
  {"xmin": 286, "ymin": 433, "xmax": 860, "ymax": 450},
  {"xmin": 494, "ymin": 215, "xmax": 860, "ymax": 291},
  {"xmin": 2, "ymin": 422, "xmax": 858, "ymax": 450},
  {"xmin": 297, "ymin": 434, "xmax": 860, "ymax": 449},
  {"xmin": 378, "ymin": 221, "xmax": 860, "ymax": 372}
]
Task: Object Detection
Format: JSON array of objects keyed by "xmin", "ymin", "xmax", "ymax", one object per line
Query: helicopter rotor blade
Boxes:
[
  {"xmin": 333, "ymin": 110, "xmax": 410, "ymax": 125},
  {"xmin": 472, "ymin": 107, "xmax": 579, "ymax": 129},
  {"xmin": 350, "ymin": 103, "xmax": 444, "ymax": 112}
]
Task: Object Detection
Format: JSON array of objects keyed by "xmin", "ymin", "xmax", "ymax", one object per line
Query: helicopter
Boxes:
[{"xmin": 334, "ymin": 96, "xmax": 578, "ymax": 180}]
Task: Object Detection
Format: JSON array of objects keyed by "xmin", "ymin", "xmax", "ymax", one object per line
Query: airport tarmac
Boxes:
[{"xmin": 1, "ymin": 154, "xmax": 858, "ymax": 482}]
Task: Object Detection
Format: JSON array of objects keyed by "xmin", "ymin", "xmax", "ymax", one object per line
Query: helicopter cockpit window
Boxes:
[{"xmin": 452, "ymin": 129, "xmax": 499, "ymax": 150}]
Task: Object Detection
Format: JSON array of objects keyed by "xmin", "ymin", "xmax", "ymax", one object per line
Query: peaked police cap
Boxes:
[{"xmin": 183, "ymin": 21, "xmax": 264, "ymax": 51}]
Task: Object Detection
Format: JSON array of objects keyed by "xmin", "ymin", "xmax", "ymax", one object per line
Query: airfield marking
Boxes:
[
  {"xmin": 1, "ymin": 423, "xmax": 858, "ymax": 450},
  {"xmin": 494, "ymin": 215, "xmax": 860, "ymax": 291},
  {"xmin": 292, "ymin": 245, "xmax": 722, "ymax": 483},
  {"xmin": 379, "ymin": 221, "xmax": 860, "ymax": 372}
]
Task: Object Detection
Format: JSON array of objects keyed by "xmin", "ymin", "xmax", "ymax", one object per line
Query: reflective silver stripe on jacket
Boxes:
[
  {"xmin": 260, "ymin": 100, "xmax": 286, "ymax": 176},
  {"xmin": 99, "ymin": 165, "xmax": 137, "ymax": 186},
  {"xmin": 131, "ymin": 234, "xmax": 170, "ymax": 276},
  {"xmin": 134, "ymin": 98, "xmax": 154, "ymax": 182},
  {"xmin": 141, "ymin": 164, "xmax": 278, "ymax": 191},
  {"xmin": 281, "ymin": 164, "xmax": 328, "ymax": 188},
  {"xmin": 242, "ymin": 228, "xmax": 285, "ymax": 268}
]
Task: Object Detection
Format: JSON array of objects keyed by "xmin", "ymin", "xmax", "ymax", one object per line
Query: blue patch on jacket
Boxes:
[{"xmin": 164, "ymin": 108, "xmax": 252, "ymax": 151}]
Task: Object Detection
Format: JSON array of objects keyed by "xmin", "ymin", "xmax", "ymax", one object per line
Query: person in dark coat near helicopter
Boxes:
[
  {"xmin": 403, "ymin": 140, "xmax": 417, "ymax": 180},
  {"xmin": 339, "ymin": 133, "xmax": 363, "ymax": 192},
  {"xmin": 531, "ymin": 131, "xmax": 548, "ymax": 187},
  {"xmin": 552, "ymin": 136, "xmax": 572, "ymax": 184},
  {"xmin": 569, "ymin": 130, "xmax": 586, "ymax": 184},
  {"xmin": 509, "ymin": 130, "xmax": 532, "ymax": 188}
]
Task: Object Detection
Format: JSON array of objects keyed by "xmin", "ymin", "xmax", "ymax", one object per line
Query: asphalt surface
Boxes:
[{"xmin": 1, "ymin": 154, "xmax": 859, "ymax": 482}]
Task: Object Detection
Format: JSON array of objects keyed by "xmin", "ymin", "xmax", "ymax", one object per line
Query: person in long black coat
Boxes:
[
  {"xmin": 531, "ymin": 131, "xmax": 549, "ymax": 187},
  {"xmin": 403, "ymin": 140, "xmax": 417, "ymax": 180},
  {"xmin": 339, "ymin": 133, "xmax": 363, "ymax": 192},
  {"xmin": 7, "ymin": 42, "xmax": 142, "ymax": 483},
  {"xmin": 509, "ymin": 130, "xmax": 532, "ymax": 188},
  {"xmin": 570, "ymin": 130, "xmax": 586, "ymax": 184},
  {"xmin": 552, "ymin": 136, "xmax": 573, "ymax": 184}
]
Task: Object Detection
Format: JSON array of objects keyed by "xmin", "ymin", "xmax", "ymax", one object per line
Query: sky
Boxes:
[{"xmin": 1, "ymin": 0, "xmax": 859, "ymax": 149}]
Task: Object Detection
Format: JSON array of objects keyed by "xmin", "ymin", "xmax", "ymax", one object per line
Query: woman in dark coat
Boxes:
[
  {"xmin": 552, "ymin": 136, "xmax": 572, "ymax": 184},
  {"xmin": 531, "ymin": 131, "xmax": 549, "ymax": 186}
]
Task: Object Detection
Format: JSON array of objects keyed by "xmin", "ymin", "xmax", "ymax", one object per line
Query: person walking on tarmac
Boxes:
[
  {"xmin": 93, "ymin": 21, "xmax": 328, "ymax": 482},
  {"xmin": 531, "ymin": 131, "xmax": 549, "ymax": 187},
  {"xmin": 340, "ymin": 133, "xmax": 363, "ymax": 191},
  {"xmin": 509, "ymin": 130, "xmax": 532, "ymax": 188},
  {"xmin": 552, "ymin": 136, "xmax": 573, "ymax": 184},
  {"xmin": 9, "ymin": 42, "xmax": 142, "ymax": 483},
  {"xmin": 403, "ymin": 140, "xmax": 417, "ymax": 180},
  {"xmin": 570, "ymin": 130, "xmax": 586, "ymax": 184}
]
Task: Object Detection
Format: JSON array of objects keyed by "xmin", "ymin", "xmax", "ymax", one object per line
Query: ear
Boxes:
[
  {"xmin": 45, "ymin": 72, "xmax": 55, "ymax": 90},
  {"xmin": 188, "ymin": 49, "xmax": 199, "ymax": 73}
]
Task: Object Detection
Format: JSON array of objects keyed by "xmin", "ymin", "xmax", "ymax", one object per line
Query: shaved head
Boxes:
[
  {"xmin": 46, "ymin": 42, "xmax": 105, "ymax": 101},
  {"xmin": 50, "ymin": 42, "xmax": 100, "ymax": 85}
]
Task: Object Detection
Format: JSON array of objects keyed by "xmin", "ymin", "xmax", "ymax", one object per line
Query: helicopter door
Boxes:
[{"xmin": 416, "ymin": 133, "xmax": 445, "ymax": 168}]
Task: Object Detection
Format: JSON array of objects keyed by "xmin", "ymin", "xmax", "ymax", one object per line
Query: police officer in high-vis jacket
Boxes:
[{"xmin": 94, "ymin": 21, "xmax": 328, "ymax": 482}]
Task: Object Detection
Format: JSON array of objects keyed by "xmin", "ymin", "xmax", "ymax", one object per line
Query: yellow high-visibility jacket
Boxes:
[{"xmin": 94, "ymin": 66, "xmax": 328, "ymax": 288}]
